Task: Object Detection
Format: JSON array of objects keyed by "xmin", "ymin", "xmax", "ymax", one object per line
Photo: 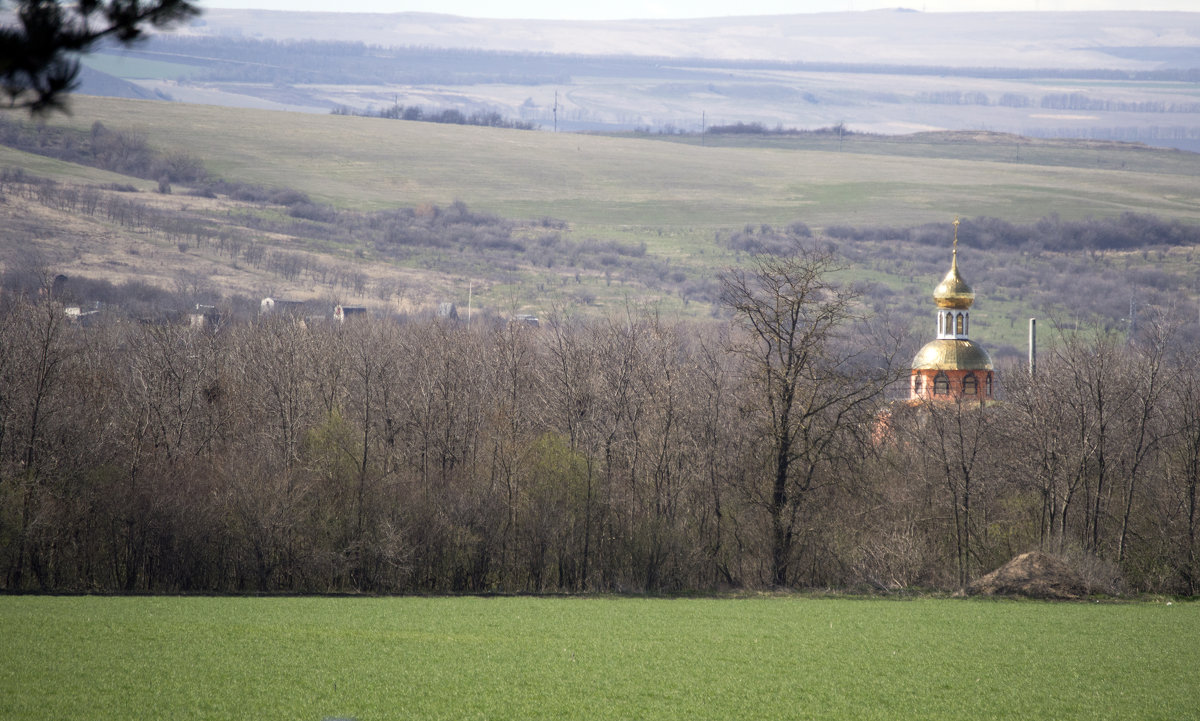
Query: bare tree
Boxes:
[
  {"xmin": 479, "ymin": 318, "xmax": 542, "ymax": 587},
  {"xmin": 0, "ymin": 296, "xmax": 72, "ymax": 588},
  {"xmin": 1114, "ymin": 318, "xmax": 1170, "ymax": 565},
  {"xmin": 543, "ymin": 305, "xmax": 599, "ymax": 589},
  {"xmin": 686, "ymin": 323, "xmax": 748, "ymax": 587},
  {"xmin": 721, "ymin": 249, "xmax": 897, "ymax": 588},
  {"xmin": 1166, "ymin": 354, "xmax": 1200, "ymax": 594},
  {"xmin": 1004, "ymin": 360, "xmax": 1087, "ymax": 554},
  {"xmin": 910, "ymin": 398, "xmax": 998, "ymax": 588}
]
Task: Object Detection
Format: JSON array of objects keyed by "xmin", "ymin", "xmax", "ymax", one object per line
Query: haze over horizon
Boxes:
[{"xmin": 197, "ymin": 0, "xmax": 1200, "ymax": 20}]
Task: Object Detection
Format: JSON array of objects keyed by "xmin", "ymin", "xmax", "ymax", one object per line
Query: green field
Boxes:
[
  {"xmin": 81, "ymin": 54, "xmax": 206, "ymax": 81},
  {"xmin": 0, "ymin": 596, "xmax": 1195, "ymax": 721},
  {"xmin": 644, "ymin": 129, "xmax": 1200, "ymax": 176}
]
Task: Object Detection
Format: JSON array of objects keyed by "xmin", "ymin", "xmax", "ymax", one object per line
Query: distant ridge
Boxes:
[
  {"xmin": 181, "ymin": 10, "xmax": 1200, "ymax": 70},
  {"xmin": 74, "ymin": 65, "xmax": 162, "ymax": 103}
]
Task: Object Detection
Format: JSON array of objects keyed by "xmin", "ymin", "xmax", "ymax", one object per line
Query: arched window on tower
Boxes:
[
  {"xmin": 985, "ymin": 373, "xmax": 993, "ymax": 397},
  {"xmin": 956, "ymin": 313, "xmax": 964, "ymax": 335},
  {"xmin": 962, "ymin": 372, "xmax": 977, "ymax": 396},
  {"xmin": 933, "ymin": 371, "xmax": 950, "ymax": 395},
  {"xmin": 914, "ymin": 374, "xmax": 924, "ymax": 395}
]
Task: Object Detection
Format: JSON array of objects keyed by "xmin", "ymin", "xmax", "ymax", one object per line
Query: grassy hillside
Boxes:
[
  {"xmin": 0, "ymin": 145, "xmax": 156, "ymax": 189},
  {"xmin": 4, "ymin": 95, "xmax": 1200, "ymax": 348},
  {"xmin": 38, "ymin": 96, "xmax": 1200, "ymax": 232}
]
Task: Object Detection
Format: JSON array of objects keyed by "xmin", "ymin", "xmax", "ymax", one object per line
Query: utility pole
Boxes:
[
  {"xmin": 553, "ymin": 90, "xmax": 558, "ymax": 133},
  {"xmin": 1029, "ymin": 318, "xmax": 1037, "ymax": 379}
]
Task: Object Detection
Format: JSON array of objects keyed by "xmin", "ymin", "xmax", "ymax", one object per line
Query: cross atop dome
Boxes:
[{"xmin": 933, "ymin": 218, "xmax": 975, "ymax": 310}]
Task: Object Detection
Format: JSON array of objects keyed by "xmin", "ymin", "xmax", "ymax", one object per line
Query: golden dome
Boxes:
[
  {"xmin": 911, "ymin": 338, "xmax": 994, "ymax": 371},
  {"xmin": 933, "ymin": 251, "xmax": 974, "ymax": 309}
]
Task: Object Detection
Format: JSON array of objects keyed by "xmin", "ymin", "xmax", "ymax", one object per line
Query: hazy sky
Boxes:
[{"xmin": 198, "ymin": 1, "xmax": 1198, "ymax": 20}]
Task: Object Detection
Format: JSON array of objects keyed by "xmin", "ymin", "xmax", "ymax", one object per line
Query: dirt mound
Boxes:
[{"xmin": 967, "ymin": 551, "xmax": 1087, "ymax": 600}]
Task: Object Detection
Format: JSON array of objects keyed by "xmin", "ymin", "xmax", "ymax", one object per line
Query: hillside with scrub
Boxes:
[{"xmin": 4, "ymin": 95, "xmax": 1200, "ymax": 355}]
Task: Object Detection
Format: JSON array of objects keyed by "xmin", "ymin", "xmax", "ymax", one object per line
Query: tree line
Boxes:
[
  {"xmin": 912, "ymin": 91, "xmax": 1200, "ymax": 114},
  {"xmin": 125, "ymin": 36, "xmax": 571, "ymax": 87},
  {"xmin": 1, "ymin": 250, "xmax": 1197, "ymax": 595},
  {"xmin": 0, "ymin": 118, "xmax": 207, "ymax": 185},
  {"xmin": 825, "ymin": 213, "xmax": 1200, "ymax": 254},
  {"xmin": 332, "ymin": 104, "xmax": 536, "ymax": 131},
  {"xmin": 117, "ymin": 35, "xmax": 1200, "ymax": 90}
]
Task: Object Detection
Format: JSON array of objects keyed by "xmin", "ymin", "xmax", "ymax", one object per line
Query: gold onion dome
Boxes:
[
  {"xmin": 911, "ymin": 338, "xmax": 994, "ymax": 371},
  {"xmin": 933, "ymin": 250, "xmax": 974, "ymax": 309}
]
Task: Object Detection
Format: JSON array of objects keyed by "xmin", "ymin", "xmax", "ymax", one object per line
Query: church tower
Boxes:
[{"xmin": 910, "ymin": 219, "xmax": 995, "ymax": 403}]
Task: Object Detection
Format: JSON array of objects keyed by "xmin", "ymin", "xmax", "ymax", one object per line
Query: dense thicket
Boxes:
[{"xmin": 1, "ymin": 256, "xmax": 1197, "ymax": 595}]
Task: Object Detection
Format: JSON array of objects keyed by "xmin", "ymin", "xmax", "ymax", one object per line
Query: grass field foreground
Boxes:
[{"xmin": 0, "ymin": 596, "xmax": 1194, "ymax": 720}]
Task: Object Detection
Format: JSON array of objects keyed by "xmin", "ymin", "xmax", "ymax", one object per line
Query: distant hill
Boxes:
[
  {"xmin": 179, "ymin": 10, "xmax": 1200, "ymax": 70},
  {"xmin": 3, "ymin": 95, "xmax": 1200, "ymax": 350},
  {"xmin": 74, "ymin": 65, "xmax": 162, "ymax": 103},
  {"xmin": 59, "ymin": 10, "xmax": 1191, "ymax": 150}
]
